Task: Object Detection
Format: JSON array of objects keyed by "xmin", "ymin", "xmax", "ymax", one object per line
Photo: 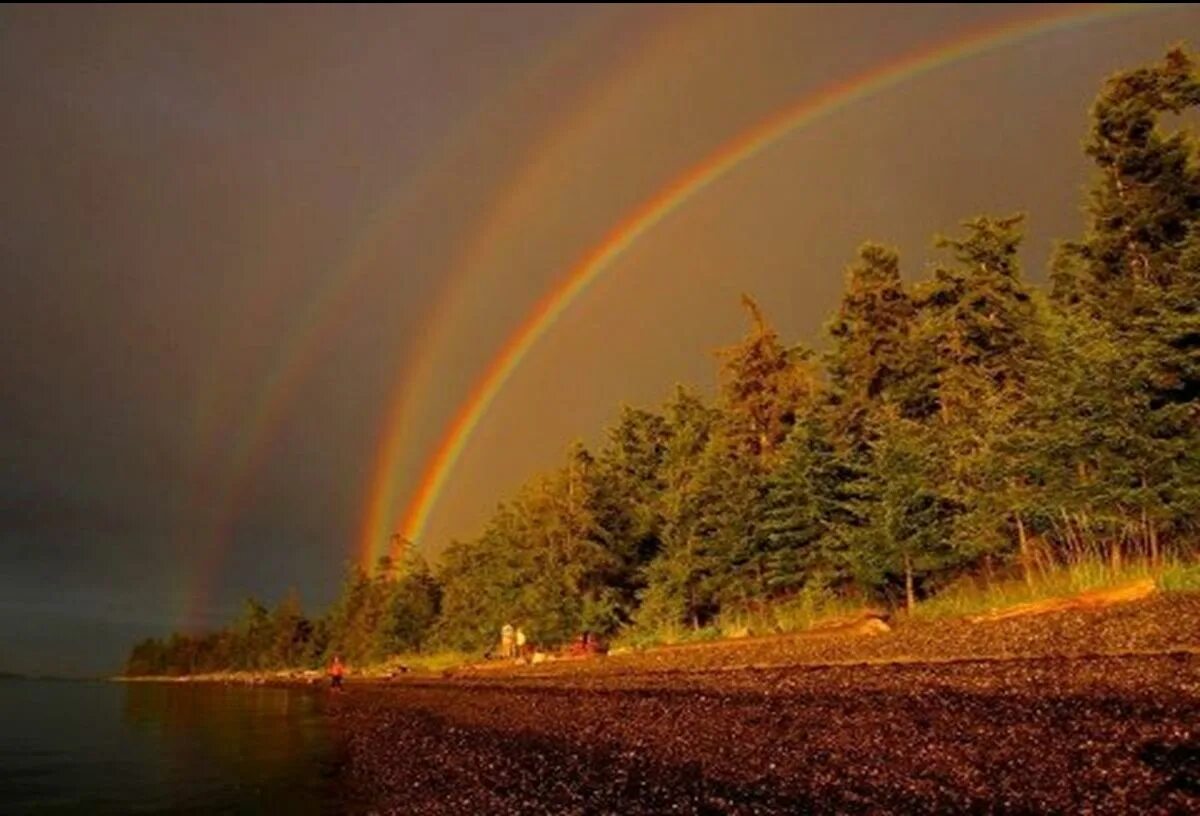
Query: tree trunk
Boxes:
[
  {"xmin": 1140, "ymin": 476, "xmax": 1160, "ymax": 566},
  {"xmin": 1015, "ymin": 513, "xmax": 1033, "ymax": 589},
  {"xmin": 904, "ymin": 553, "xmax": 915, "ymax": 615}
]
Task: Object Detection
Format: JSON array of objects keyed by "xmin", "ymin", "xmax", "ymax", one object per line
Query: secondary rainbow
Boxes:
[
  {"xmin": 355, "ymin": 8, "xmax": 715, "ymax": 566},
  {"xmin": 177, "ymin": 9, "xmax": 641, "ymax": 628},
  {"xmin": 364, "ymin": 3, "xmax": 1161, "ymax": 559}
]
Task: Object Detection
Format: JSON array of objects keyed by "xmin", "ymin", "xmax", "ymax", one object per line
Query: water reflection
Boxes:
[
  {"xmin": 121, "ymin": 684, "xmax": 341, "ymax": 814},
  {"xmin": 0, "ymin": 680, "xmax": 342, "ymax": 815}
]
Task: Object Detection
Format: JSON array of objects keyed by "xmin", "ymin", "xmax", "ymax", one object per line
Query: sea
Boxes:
[{"xmin": 0, "ymin": 678, "xmax": 345, "ymax": 814}]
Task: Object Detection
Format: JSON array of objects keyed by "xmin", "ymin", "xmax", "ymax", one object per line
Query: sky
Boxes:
[{"xmin": 1, "ymin": 4, "xmax": 1197, "ymax": 676}]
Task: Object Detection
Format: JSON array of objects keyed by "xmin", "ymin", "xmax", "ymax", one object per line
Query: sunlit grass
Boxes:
[
  {"xmin": 756, "ymin": 591, "xmax": 870, "ymax": 633},
  {"xmin": 710, "ymin": 591, "xmax": 870, "ymax": 640},
  {"xmin": 614, "ymin": 588, "xmax": 869, "ymax": 651},
  {"xmin": 1159, "ymin": 560, "xmax": 1200, "ymax": 593},
  {"xmin": 610, "ymin": 622, "xmax": 693, "ymax": 651},
  {"xmin": 615, "ymin": 551, "xmax": 1199, "ymax": 648},
  {"xmin": 909, "ymin": 552, "xmax": 1198, "ymax": 621},
  {"xmin": 364, "ymin": 651, "xmax": 477, "ymax": 675}
]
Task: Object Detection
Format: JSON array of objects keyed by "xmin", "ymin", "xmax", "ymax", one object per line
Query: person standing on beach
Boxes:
[
  {"xmin": 515, "ymin": 627, "xmax": 527, "ymax": 659},
  {"xmin": 500, "ymin": 623, "xmax": 515, "ymax": 659},
  {"xmin": 330, "ymin": 655, "xmax": 345, "ymax": 690}
]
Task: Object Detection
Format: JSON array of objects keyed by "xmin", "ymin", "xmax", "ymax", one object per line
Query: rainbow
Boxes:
[
  {"xmin": 178, "ymin": 7, "xmax": 665, "ymax": 628},
  {"xmin": 361, "ymin": 3, "xmax": 1159, "ymax": 562},
  {"xmin": 355, "ymin": 7, "xmax": 715, "ymax": 566}
]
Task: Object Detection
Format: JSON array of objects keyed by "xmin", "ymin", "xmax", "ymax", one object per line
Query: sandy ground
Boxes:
[{"xmin": 328, "ymin": 596, "xmax": 1200, "ymax": 814}]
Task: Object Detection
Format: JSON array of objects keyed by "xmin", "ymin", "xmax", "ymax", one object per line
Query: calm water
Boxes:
[{"xmin": 0, "ymin": 679, "xmax": 344, "ymax": 814}]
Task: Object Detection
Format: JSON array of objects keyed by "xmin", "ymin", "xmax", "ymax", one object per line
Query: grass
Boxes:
[
  {"xmin": 617, "ymin": 551, "xmax": 1200, "ymax": 648},
  {"xmin": 1159, "ymin": 560, "xmax": 1200, "ymax": 593},
  {"xmin": 713, "ymin": 591, "xmax": 870, "ymax": 639},
  {"xmin": 910, "ymin": 553, "xmax": 1197, "ymax": 621},
  {"xmin": 364, "ymin": 650, "xmax": 479, "ymax": 676},
  {"xmin": 613, "ymin": 589, "xmax": 869, "ymax": 651}
]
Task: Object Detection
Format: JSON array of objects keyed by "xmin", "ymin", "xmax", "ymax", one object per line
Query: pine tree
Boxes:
[
  {"xmin": 269, "ymin": 589, "xmax": 309, "ymax": 668},
  {"xmin": 760, "ymin": 412, "xmax": 854, "ymax": 595},
  {"xmin": 637, "ymin": 387, "xmax": 718, "ymax": 632},
  {"xmin": 717, "ymin": 295, "xmax": 818, "ymax": 460},
  {"xmin": 234, "ymin": 598, "xmax": 272, "ymax": 670},
  {"xmin": 1047, "ymin": 47, "xmax": 1200, "ymax": 560},
  {"xmin": 592, "ymin": 405, "xmax": 670, "ymax": 578},
  {"xmin": 914, "ymin": 215, "xmax": 1045, "ymax": 576},
  {"xmin": 846, "ymin": 409, "xmax": 956, "ymax": 611},
  {"xmin": 1052, "ymin": 47, "xmax": 1200, "ymax": 313},
  {"xmin": 323, "ymin": 565, "xmax": 372, "ymax": 663},
  {"xmin": 382, "ymin": 554, "xmax": 442, "ymax": 654},
  {"xmin": 690, "ymin": 419, "xmax": 769, "ymax": 620},
  {"xmin": 699, "ymin": 297, "xmax": 820, "ymax": 622},
  {"xmin": 826, "ymin": 243, "xmax": 921, "ymax": 434}
]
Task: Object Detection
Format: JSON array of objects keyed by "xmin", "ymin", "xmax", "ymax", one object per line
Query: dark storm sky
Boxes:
[{"xmin": 1, "ymin": 4, "xmax": 1196, "ymax": 675}]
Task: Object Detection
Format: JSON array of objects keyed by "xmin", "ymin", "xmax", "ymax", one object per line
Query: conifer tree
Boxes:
[
  {"xmin": 760, "ymin": 411, "xmax": 854, "ymax": 594},
  {"xmin": 637, "ymin": 387, "xmax": 718, "ymax": 632},
  {"xmin": 1052, "ymin": 47, "xmax": 1200, "ymax": 313},
  {"xmin": 826, "ymin": 243, "xmax": 921, "ymax": 435},
  {"xmin": 382, "ymin": 554, "xmax": 442, "ymax": 654},
  {"xmin": 701, "ymin": 298, "xmax": 819, "ymax": 620},
  {"xmin": 846, "ymin": 409, "xmax": 956, "ymax": 611},
  {"xmin": 1048, "ymin": 47, "xmax": 1200, "ymax": 559},
  {"xmin": 269, "ymin": 589, "xmax": 309, "ymax": 668},
  {"xmin": 914, "ymin": 215, "xmax": 1044, "ymax": 577}
]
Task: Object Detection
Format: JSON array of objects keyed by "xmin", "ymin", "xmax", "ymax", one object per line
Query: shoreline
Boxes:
[
  {"xmin": 114, "ymin": 595, "xmax": 1200, "ymax": 812},
  {"xmin": 112, "ymin": 669, "xmax": 327, "ymax": 686},
  {"xmin": 116, "ymin": 589, "xmax": 1200, "ymax": 687}
]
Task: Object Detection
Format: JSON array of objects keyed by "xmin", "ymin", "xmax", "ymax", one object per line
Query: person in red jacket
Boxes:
[{"xmin": 329, "ymin": 655, "xmax": 345, "ymax": 690}]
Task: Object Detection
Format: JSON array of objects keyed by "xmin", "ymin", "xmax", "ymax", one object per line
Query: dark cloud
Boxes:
[{"xmin": 0, "ymin": 491, "xmax": 143, "ymax": 540}]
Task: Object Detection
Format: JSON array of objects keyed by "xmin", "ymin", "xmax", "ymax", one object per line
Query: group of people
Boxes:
[
  {"xmin": 327, "ymin": 626, "xmax": 601, "ymax": 684},
  {"xmin": 499, "ymin": 622, "xmax": 528, "ymax": 660},
  {"xmin": 496, "ymin": 625, "xmax": 605, "ymax": 660}
]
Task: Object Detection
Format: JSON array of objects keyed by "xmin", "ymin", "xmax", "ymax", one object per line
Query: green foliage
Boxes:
[
  {"xmin": 122, "ymin": 558, "xmax": 444, "ymax": 676},
  {"xmin": 1160, "ymin": 561, "xmax": 1200, "ymax": 593},
  {"xmin": 844, "ymin": 410, "xmax": 957, "ymax": 610},
  {"xmin": 761, "ymin": 414, "xmax": 853, "ymax": 594},
  {"xmin": 382, "ymin": 556, "xmax": 442, "ymax": 654},
  {"xmin": 1052, "ymin": 47, "xmax": 1200, "ymax": 311},
  {"xmin": 826, "ymin": 242, "xmax": 921, "ymax": 428}
]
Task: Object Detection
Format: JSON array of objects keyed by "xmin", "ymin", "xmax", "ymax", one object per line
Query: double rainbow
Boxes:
[{"xmin": 352, "ymin": 4, "xmax": 1157, "ymax": 565}]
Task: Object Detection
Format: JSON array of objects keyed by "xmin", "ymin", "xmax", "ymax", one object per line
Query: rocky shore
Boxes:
[{"xmin": 326, "ymin": 594, "xmax": 1200, "ymax": 814}]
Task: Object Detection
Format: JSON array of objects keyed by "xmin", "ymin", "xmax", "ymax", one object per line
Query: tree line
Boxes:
[{"xmin": 126, "ymin": 48, "xmax": 1199, "ymax": 675}]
